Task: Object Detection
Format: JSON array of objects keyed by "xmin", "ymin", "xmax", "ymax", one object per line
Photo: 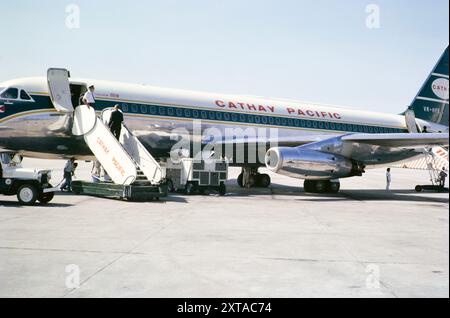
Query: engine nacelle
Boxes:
[{"xmin": 265, "ymin": 147, "xmax": 357, "ymax": 180}]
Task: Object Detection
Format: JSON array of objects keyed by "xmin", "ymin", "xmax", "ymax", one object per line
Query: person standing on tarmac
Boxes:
[
  {"xmin": 439, "ymin": 167, "xmax": 448, "ymax": 187},
  {"xmin": 91, "ymin": 160, "xmax": 102, "ymax": 183},
  {"xmin": 61, "ymin": 158, "xmax": 75, "ymax": 192},
  {"xmin": 386, "ymin": 168, "xmax": 392, "ymax": 191},
  {"xmin": 108, "ymin": 104, "xmax": 124, "ymax": 140},
  {"xmin": 82, "ymin": 85, "xmax": 96, "ymax": 108}
]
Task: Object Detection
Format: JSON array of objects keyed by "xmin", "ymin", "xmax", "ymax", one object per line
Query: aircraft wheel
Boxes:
[
  {"xmin": 247, "ymin": 175, "xmax": 256, "ymax": 188},
  {"xmin": 258, "ymin": 174, "xmax": 271, "ymax": 188},
  {"xmin": 237, "ymin": 173, "xmax": 244, "ymax": 188},
  {"xmin": 314, "ymin": 180, "xmax": 329, "ymax": 193},
  {"xmin": 304, "ymin": 180, "xmax": 314, "ymax": 192},
  {"xmin": 17, "ymin": 184, "xmax": 38, "ymax": 205},
  {"xmin": 329, "ymin": 181, "xmax": 340, "ymax": 193}
]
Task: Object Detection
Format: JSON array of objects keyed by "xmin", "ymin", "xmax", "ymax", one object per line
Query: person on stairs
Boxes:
[
  {"xmin": 108, "ymin": 104, "xmax": 124, "ymax": 140},
  {"xmin": 82, "ymin": 85, "xmax": 96, "ymax": 108}
]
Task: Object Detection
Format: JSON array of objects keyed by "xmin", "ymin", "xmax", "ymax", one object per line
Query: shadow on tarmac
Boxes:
[
  {"xmin": 223, "ymin": 181, "xmax": 449, "ymax": 204},
  {"xmin": 0, "ymin": 201, "xmax": 73, "ymax": 208}
]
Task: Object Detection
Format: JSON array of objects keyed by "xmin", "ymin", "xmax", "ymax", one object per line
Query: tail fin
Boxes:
[{"xmin": 410, "ymin": 46, "xmax": 449, "ymax": 127}]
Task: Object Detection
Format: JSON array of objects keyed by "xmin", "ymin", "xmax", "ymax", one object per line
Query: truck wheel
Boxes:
[
  {"xmin": 219, "ymin": 183, "xmax": 227, "ymax": 196},
  {"xmin": 167, "ymin": 179, "xmax": 175, "ymax": 193},
  {"xmin": 185, "ymin": 182, "xmax": 197, "ymax": 195},
  {"xmin": 415, "ymin": 185, "xmax": 423, "ymax": 192},
  {"xmin": 38, "ymin": 192, "xmax": 55, "ymax": 204},
  {"xmin": 17, "ymin": 184, "xmax": 38, "ymax": 205}
]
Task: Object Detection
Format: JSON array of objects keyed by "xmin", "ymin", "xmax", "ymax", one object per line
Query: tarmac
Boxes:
[{"xmin": 0, "ymin": 158, "xmax": 448, "ymax": 298}]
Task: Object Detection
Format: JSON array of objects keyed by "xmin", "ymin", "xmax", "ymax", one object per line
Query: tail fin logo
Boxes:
[{"xmin": 431, "ymin": 78, "xmax": 449, "ymax": 100}]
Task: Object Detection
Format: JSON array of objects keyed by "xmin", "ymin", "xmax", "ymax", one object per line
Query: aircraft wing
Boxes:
[
  {"xmin": 211, "ymin": 133, "xmax": 449, "ymax": 149},
  {"xmin": 341, "ymin": 133, "xmax": 449, "ymax": 148},
  {"xmin": 210, "ymin": 134, "xmax": 332, "ymax": 147},
  {"xmin": 210, "ymin": 132, "xmax": 449, "ymax": 167}
]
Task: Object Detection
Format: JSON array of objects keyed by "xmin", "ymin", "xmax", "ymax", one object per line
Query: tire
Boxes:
[
  {"xmin": 17, "ymin": 184, "xmax": 38, "ymax": 205},
  {"xmin": 38, "ymin": 192, "xmax": 54, "ymax": 204},
  {"xmin": 185, "ymin": 182, "xmax": 197, "ymax": 195},
  {"xmin": 167, "ymin": 179, "xmax": 175, "ymax": 193},
  {"xmin": 258, "ymin": 174, "xmax": 271, "ymax": 188},
  {"xmin": 315, "ymin": 181, "xmax": 329, "ymax": 193},
  {"xmin": 304, "ymin": 180, "xmax": 314, "ymax": 192},
  {"xmin": 219, "ymin": 183, "xmax": 227, "ymax": 196},
  {"xmin": 237, "ymin": 173, "xmax": 244, "ymax": 188},
  {"xmin": 247, "ymin": 175, "xmax": 256, "ymax": 188},
  {"xmin": 415, "ymin": 185, "xmax": 423, "ymax": 192},
  {"xmin": 329, "ymin": 181, "xmax": 340, "ymax": 193}
]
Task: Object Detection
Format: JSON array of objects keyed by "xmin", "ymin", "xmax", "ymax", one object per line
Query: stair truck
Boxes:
[{"xmin": 47, "ymin": 68, "xmax": 167, "ymax": 202}]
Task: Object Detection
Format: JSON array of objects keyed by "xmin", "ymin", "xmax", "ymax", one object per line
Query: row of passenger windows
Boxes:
[
  {"xmin": 0, "ymin": 87, "xmax": 32, "ymax": 101},
  {"xmin": 120, "ymin": 103, "xmax": 404, "ymax": 134}
]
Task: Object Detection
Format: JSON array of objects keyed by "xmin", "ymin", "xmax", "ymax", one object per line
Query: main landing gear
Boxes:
[
  {"xmin": 303, "ymin": 180, "xmax": 340, "ymax": 194},
  {"xmin": 237, "ymin": 167, "xmax": 271, "ymax": 188}
]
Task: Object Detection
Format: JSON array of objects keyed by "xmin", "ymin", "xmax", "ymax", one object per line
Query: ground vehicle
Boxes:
[
  {"xmin": 0, "ymin": 152, "xmax": 56, "ymax": 205},
  {"xmin": 165, "ymin": 158, "xmax": 228, "ymax": 195}
]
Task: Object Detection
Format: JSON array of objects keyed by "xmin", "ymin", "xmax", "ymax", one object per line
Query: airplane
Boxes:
[{"xmin": 0, "ymin": 46, "xmax": 448, "ymax": 193}]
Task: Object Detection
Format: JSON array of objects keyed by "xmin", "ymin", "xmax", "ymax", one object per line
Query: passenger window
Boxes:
[
  {"xmin": 20, "ymin": 90, "xmax": 32, "ymax": 100},
  {"xmin": 1, "ymin": 88, "xmax": 18, "ymax": 99}
]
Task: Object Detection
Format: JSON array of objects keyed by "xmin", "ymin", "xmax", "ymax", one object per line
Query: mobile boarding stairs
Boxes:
[{"xmin": 47, "ymin": 68, "xmax": 167, "ymax": 201}]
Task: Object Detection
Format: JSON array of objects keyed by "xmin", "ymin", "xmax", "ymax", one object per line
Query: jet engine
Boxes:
[{"xmin": 265, "ymin": 147, "xmax": 360, "ymax": 180}]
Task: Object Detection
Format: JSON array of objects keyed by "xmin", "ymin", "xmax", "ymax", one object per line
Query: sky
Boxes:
[{"xmin": 0, "ymin": 0, "xmax": 448, "ymax": 114}]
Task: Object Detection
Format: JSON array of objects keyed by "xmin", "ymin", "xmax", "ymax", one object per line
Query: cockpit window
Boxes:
[
  {"xmin": 20, "ymin": 90, "xmax": 31, "ymax": 100},
  {"xmin": 0, "ymin": 87, "xmax": 18, "ymax": 99}
]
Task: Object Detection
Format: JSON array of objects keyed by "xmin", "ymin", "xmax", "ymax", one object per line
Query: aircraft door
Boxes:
[{"xmin": 47, "ymin": 68, "xmax": 74, "ymax": 113}]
